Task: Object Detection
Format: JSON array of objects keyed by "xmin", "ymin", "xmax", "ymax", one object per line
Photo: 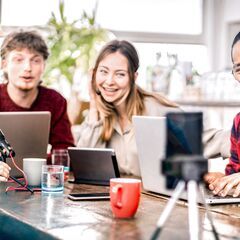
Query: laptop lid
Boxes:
[
  {"xmin": 133, "ymin": 115, "xmax": 240, "ymax": 204},
  {"xmin": 133, "ymin": 116, "xmax": 173, "ymax": 196},
  {"xmin": 68, "ymin": 147, "xmax": 120, "ymax": 186},
  {"xmin": 0, "ymin": 111, "xmax": 50, "ymax": 177}
]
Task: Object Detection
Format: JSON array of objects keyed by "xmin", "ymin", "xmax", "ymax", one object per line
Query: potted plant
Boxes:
[{"xmin": 43, "ymin": 0, "xmax": 111, "ymax": 124}]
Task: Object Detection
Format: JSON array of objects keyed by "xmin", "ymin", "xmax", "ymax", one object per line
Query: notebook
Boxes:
[
  {"xmin": 68, "ymin": 147, "xmax": 120, "ymax": 186},
  {"xmin": 133, "ymin": 115, "xmax": 240, "ymax": 205},
  {"xmin": 0, "ymin": 111, "xmax": 51, "ymax": 177}
]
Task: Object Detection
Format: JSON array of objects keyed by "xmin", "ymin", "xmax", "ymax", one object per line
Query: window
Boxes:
[
  {"xmin": 1, "ymin": 0, "xmax": 96, "ymax": 26},
  {"xmin": 2, "ymin": 0, "xmax": 202, "ymax": 35},
  {"xmin": 96, "ymin": 0, "xmax": 203, "ymax": 35},
  {"xmin": 134, "ymin": 42, "xmax": 208, "ymax": 89},
  {"xmin": 0, "ymin": 0, "xmax": 207, "ymax": 95}
]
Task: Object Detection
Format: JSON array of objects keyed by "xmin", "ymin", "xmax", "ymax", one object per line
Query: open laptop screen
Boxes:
[{"xmin": 68, "ymin": 147, "xmax": 120, "ymax": 186}]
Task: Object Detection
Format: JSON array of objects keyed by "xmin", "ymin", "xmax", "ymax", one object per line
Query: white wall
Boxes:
[
  {"xmin": 224, "ymin": 0, "xmax": 240, "ymax": 22},
  {"xmin": 209, "ymin": 0, "xmax": 240, "ymax": 71}
]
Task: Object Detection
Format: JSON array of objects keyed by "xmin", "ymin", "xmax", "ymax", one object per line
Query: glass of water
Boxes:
[
  {"xmin": 41, "ymin": 165, "xmax": 64, "ymax": 192},
  {"xmin": 51, "ymin": 149, "xmax": 70, "ymax": 181}
]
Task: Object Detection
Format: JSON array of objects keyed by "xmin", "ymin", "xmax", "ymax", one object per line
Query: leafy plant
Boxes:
[{"xmin": 43, "ymin": 0, "xmax": 110, "ymax": 87}]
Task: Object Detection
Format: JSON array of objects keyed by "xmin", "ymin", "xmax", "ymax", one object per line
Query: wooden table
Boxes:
[{"xmin": 0, "ymin": 181, "xmax": 239, "ymax": 240}]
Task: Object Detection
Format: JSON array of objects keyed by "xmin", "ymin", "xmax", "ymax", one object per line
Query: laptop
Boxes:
[
  {"xmin": 133, "ymin": 114, "xmax": 240, "ymax": 204},
  {"xmin": 0, "ymin": 111, "xmax": 51, "ymax": 177},
  {"xmin": 68, "ymin": 147, "xmax": 120, "ymax": 186}
]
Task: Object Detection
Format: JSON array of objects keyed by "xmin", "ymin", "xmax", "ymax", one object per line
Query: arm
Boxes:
[
  {"xmin": 50, "ymin": 98, "xmax": 75, "ymax": 149},
  {"xmin": 226, "ymin": 115, "xmax": 240, "ymax": 174},
  {"xmin": 77, "ymin": 117, "xmax": 106, "ymax": 148},
  {"xmin": 0, "ymin": 162, "xmax": 11, "ymax": 182},
  {"xmin": 77, "ymin": 74, "xmax": 106, "ymax": 148},
  {"xmin": 203, "ymin": 128, "xmax": 230, "ymax": 159},
  {"xmin": 205, "ymin": 116, "xmax": 240, "ymax": 197}
]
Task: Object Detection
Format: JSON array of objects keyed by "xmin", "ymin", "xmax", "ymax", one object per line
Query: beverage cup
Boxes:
[
  {"xmin": 41, "ymin": 165, "xmax": 64, "ymax": 193},
  {"xmin": 51, "ymin": 149, "xmax": 70, "ymax": 180},
  {"xmin": 110, "ymin": 178, "xmax": 141, "ymax": 218},
  {"xmin": 23, "ymin": 158, "xmax": 47, "ymax": 187}
]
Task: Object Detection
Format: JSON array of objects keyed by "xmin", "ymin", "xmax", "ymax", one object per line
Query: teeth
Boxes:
[{"xmin": 104, "ymin": 88, "xmax": 116, "ymax": 92}]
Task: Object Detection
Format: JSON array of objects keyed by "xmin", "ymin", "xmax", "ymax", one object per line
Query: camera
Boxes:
[{"xmin": 161, "ymin": 112, "xmax": 208, "ymax": 189}]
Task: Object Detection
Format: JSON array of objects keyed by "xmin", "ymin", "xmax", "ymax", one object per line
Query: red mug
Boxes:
[{"xmin": 110, "ymin": 178, "xmax": 141, "ymax": 218}]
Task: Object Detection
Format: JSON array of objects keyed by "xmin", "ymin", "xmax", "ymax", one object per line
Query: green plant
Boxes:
[{"xmin": 43, "ymin": 0, "xmax": 110, "ymax": 87}]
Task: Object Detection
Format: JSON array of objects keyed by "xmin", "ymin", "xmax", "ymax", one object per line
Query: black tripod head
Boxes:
[{"xmin": 162, "ymin": 155, "xmax": 207, "ymax": 184}]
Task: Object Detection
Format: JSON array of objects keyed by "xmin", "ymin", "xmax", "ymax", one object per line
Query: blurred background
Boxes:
[{"xmin": 0, "ymin": 0, "xmax": 239, "ymax": 133}]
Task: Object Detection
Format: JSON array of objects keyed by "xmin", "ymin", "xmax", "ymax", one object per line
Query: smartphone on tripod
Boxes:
[{"xmin": 164, "ymin": 112, "xmax": 204, "ymax": 189}]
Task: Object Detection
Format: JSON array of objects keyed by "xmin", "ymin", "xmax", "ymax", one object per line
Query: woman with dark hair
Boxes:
[
  {"xmin": 205, "ymin": 32, "xmax": 240, "ymax": 197},
  {"xmin": 77, "ymin": 39, "xmax": 230, "ymax": 176}
]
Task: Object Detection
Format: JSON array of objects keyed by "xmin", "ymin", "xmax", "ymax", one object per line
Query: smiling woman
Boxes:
[
  {"xmin": 95, "ymin": 51, "xmax": 131, "ymax": 106},
  {"xmin": 77, "ymin": 39, "xmax": 178, "ymax": 176}
]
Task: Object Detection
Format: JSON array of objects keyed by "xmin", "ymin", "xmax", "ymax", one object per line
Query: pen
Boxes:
[{"xmin": 9, "ymin": 176, "xmax": 34, "ymax": 194}]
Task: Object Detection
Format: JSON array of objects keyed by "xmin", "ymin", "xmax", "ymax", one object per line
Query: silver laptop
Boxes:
[
  {"xmin": 0, "ymin": 111, "xmax": 51, "ymax": 177},
  {"xmin": 133, "ymin": 115, "xmax": 240, "ymax": 204}
]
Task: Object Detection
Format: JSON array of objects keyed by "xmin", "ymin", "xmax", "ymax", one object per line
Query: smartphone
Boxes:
[
  {"xmin": 166, "ymin": 112, "xmax": 203, "ymax": 157},
  {"xmin": 164, "ymin": 112, "xmax": 203, "ymax": 189},
  {"xmin": 68, "ymin": 192, "xmax": 110, "ymax": 201}
]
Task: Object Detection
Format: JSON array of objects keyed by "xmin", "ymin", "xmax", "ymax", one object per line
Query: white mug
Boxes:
[{"xmin": 23, "ymin": 158, "xmax": 46, "ymax": 186}]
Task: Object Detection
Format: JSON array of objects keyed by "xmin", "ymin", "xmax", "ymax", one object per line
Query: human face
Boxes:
[
  {"xmin": 2, "ymin": 48, "xmax": 45, "ymax": 91},
  {"xmin": 95, "ymin": 52, "xmax": 132, "ymax": 107},
  {"xmin": 232, "ymin": 41, "xmax": 240, "ymax": 82}
]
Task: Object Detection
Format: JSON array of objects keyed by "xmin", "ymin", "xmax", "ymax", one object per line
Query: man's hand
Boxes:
[
  {"xmin": 0, "ymin": 162, "xmax": 11, "ymax": 182},
  {"xmin": 205, "ymin": 172, "xmax": 240, "ymax": 197},
  {"xmin": 204, "ymin": 172, "xmax": 224, "ymax": 184}
]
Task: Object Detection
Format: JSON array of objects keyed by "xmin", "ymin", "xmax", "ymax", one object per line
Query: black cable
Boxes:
[
  {"xmin": 150, "ymin": 227, "xmax": 162, "ymax": 240},
  {"xmin": 9, "ymin": 176, "xmax": 34, "ymax": 194}
]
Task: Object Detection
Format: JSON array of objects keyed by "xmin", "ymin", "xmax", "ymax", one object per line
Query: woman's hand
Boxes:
[
  {"xmin": 0, "ymin": 162, "xmax": 11, "ymax": 182},
  {"xmin": 205, "ymin": 172, "xmax": 240, "ymax": 197}
]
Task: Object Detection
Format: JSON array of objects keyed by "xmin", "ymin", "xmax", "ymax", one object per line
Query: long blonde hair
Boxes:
[{"xmin": 92, "ymin": 40, "xmax": 177, "ymax": 142}]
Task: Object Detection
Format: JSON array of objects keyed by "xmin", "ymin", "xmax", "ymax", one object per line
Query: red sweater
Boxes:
[
  {"xmin": 0, "ymin": 84, "xmax": 75, "ymax": 150},
  {"xmin": 226, "ymin": 112, "xmax": 240, "ymax": 175}
]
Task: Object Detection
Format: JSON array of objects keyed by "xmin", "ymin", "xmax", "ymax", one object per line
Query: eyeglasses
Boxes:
[
  {"xmin": 232, "ymin": 63, "xmax": 240, "ymax": 82},
  {"xmin": 233, "ymin": 63, "xmax": 240, "ymax": 73}
]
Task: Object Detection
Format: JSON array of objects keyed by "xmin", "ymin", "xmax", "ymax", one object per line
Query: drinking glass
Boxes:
[
  {"xmin": 41, "ymin": 165, "xmax": 64, "ymax": 192},
  {"xmin": 51, "ymin": 149, "xmax": 70, "ymax": 180}
]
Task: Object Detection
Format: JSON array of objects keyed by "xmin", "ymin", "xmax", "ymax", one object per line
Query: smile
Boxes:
[{"xmin": 103, "ymin": 87, "xmax": 118, "ymax": 92}]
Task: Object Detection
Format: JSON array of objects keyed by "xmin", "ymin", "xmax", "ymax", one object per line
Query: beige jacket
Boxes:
[{"xmin": 77, "ymin": 97, "xmax": 230, "ymax": 176}]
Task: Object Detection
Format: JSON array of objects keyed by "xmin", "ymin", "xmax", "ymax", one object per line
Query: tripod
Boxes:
[{"xmin": 150, "ymin": 180, "xmax": 219, "ymax": 240}]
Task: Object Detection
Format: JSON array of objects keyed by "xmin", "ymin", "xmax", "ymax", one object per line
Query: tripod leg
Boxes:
[
  {"xmin": 199, "ymin": 185, "xmax": 219, "ymax": 240},
  {"xmin": 187, "ymin": 180, "xmax": 200, "ymax": 240},
  {"xmin": 151, "ymin": 180, "xmax": 185, "ymax": 240}
]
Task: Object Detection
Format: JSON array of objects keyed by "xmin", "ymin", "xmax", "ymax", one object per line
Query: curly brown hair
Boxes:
[{"xmin": 1, "ymin": 30, "xmax": 49, "ymax": 61}]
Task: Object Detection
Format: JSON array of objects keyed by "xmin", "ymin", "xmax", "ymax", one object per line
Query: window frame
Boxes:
[{"xmin": 111, "ymin": 0, "xmax": 206, "ymax": 45}]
